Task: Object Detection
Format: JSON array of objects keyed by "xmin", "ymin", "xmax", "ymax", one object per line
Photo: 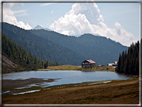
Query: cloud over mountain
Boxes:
[
  {"xmin": 49, "ymin": 3, "xmax": 136, "ymax": 46},
  {"xmin": 3, "ymin": 3, "xmax": 31, "ymax": 30}
]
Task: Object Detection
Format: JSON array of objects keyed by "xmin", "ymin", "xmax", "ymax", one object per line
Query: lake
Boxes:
[{"xmin": 3, "ymin": 70, "xmax": 133, "ymax": 87}]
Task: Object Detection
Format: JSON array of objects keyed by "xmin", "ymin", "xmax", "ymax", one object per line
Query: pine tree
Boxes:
[
  {"xmin": 41, "ymin": 60, "xmax": 44, "ymax": 68},
  {"xmin": 124, "ymin": 58, "xmax": 129, "ymax": 74},
  {"xmin": 116, "ymin": 54, "xmax": 121, "ymax": 73},
  {"xmin": 44, "ymin": 60, "xmax": 48, "ymax": 68},
  {"xmin": 26, "ymin": 57, "xmax": 30, "ymax": 64},
  {"xmin": 34, "ymin": 56, "xmax": 37, "ymax": 64},
  {"xmin": 56, "ymin": 62, "xmax": 59, "ymax": 66},
  {"xmin": 116, "ymin": 41, "xmax": 139, "ymax": 76}
]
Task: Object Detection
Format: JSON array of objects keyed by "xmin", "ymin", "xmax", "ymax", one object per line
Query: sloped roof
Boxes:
[{"xmin": 86, "ymin": 59, "xmax": 96, "ymax": 63}]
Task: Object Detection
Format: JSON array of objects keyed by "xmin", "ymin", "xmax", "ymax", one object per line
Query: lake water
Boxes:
[{"xmin": 3, "ymin": 70, "xmax": 133, "ymax": 87}]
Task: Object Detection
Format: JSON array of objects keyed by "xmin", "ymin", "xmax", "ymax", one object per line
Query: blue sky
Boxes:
[{"xmin": 3, "ymin": 2, "xmax": 140, "ymax": 46}]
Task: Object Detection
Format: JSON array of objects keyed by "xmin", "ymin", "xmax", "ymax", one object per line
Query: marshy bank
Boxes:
[
  {"xmin": 3, "ymin": 78, "xmax": 139, "ymax": 104},
  {"xmin": 2, "ymin": 78, "xmax": 58, "ymax": 95}
]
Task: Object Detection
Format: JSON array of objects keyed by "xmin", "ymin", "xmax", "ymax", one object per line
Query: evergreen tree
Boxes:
[
  {"xmin": 26, "ymin": 57, "xmax": 30, "ymax": 64},
  {"xmin": 28, "ymin": 51, "xmax": 33, "ymax": 63},
  {"xmin": 124, "ymin": 58, "xmax": 129, "ymax": 74},
  {"xmin": 44, "ymin": 60, "xmax": 48, "ymax": 68},
  {"xmin": 41, "ymin": 60, "xmax": 44, "ymax": 68},
  {"xmin": 34, "ymin": 56, "xmax": 37, "ymax": 64},
  {"xmin": 116, "ymin": 41, "xmax": 139, "ymax": 76},
  {"xmin": 56, "ymin": 62, "xmax": 59, "ymax": 66},
  {"xmin": 116, "ymin": 54, "xmax": 121, "ymax": 72}
]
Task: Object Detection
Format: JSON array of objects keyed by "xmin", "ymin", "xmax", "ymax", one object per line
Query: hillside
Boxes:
[
  {"xmin": 30, "ymin": 29, "xmax": 128, "ymax": 65},
  {"xmin": 2, "ymin": 22, "xmax": 86, "ymax": 65},
  {"xmin": 2, "ymin": 22, "xmax": 128, "ymax": 65},
  {"xmin": 2, "ymin": 33, "xmax": 43, "ymax": 73}
]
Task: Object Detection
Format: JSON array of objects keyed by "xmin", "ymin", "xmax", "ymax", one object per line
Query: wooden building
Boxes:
[{"xmin": 81, "ymin": 59, "xmax": 96, "ymax": 68}]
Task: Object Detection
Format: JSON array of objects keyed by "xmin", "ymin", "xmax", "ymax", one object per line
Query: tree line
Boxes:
[
  {"xmin": 116, "ymin": 41, "xmax": 139, "ymax": 76},
  {"xmin": 2, "ymin": 34, "xmax": 59, "ymax": 73}
]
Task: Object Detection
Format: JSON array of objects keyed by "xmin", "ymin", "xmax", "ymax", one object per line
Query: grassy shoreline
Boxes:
[
  {"xmin": 38, "ymin": 65, "xmax": 116, "ymax": 72},
  {"xmin": 3, "ymin": 78, "xmax": 139, "ymax": 104},
  {"xmin": 38, "ymin": 65, "xmax": 138, "ymax": 78}
]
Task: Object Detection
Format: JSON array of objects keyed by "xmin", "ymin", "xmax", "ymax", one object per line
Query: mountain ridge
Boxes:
[
  {"xmin": 2, "ymin": 22, "xmax": 86, "ymax": 65},
  {"xmin": 2, "ymin": 22, "xmax": 128, "ymax": 65},
  {"xmin": 33, "ymin": 25, "xmax": 51, "ymax": 31},
  {"xmin": 30, "ymin": 29, "xmax": 128, "ymax": 65}
]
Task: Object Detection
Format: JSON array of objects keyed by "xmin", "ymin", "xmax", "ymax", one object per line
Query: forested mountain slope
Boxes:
[
  {"xmin": 2, "ymin": 22, "xmax": 86, "ymax": 65},
  {"xmin": 30, "ymin": 29, "xmax": 128, "ymax": 65},
  {"xmin": 2, "ymin": 34, "xmax": 42, "ymax": 73},
  {"xmin": 2, "ymin": 22, "xmax": 128, "ymax": 65}
]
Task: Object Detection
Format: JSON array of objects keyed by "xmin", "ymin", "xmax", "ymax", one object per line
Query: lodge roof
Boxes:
[{"xmin": 86, "ymin": 59, "xmax": 96, "ymax": 63}]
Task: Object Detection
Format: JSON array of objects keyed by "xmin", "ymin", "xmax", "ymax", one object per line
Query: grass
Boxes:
[
  {"xmin": 80, "ymin": 66, "xmax": 116, "ymax": 72},
  {"xmin": 3, "ymin": 78, "xmax": 139, "ymax": 104},
  {"xmin": 47, "ymin": 65, "xmax": 82, "ymax": 70},
  {"xmin": 44, "ymin": 80, "xmax": 111, "ymax": 89},
  {"xmin": 38, "ymin": 65, "xmax": 116, "ymax": 72}
]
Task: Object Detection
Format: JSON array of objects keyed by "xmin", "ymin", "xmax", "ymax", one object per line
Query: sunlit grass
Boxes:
[{"xmin": 38, "ymin": 65, "xmax": 116, "ymax": 72}]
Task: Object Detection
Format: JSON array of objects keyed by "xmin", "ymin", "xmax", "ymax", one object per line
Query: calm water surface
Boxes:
[{"xmin": 3, "ymin": 70, "xmax": 133, "ymax": 86}]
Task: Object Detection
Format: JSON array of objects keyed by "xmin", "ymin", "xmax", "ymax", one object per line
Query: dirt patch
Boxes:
[
  {"xmin": 2, "ymin": 78, "xmax": 139, "ymax": 104},
  {"xmin": 2, "ymin": 55, "xmax": 17, "ymax": 68}
]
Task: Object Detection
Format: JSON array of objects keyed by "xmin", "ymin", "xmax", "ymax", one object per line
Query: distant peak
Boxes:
[
  {"xmin": 33, "ymin": 25, "xmax": 51, "ymax": 31},
  {"xmin": 33, "ymin": 25, "xmax": 44, "ymax": 30}
]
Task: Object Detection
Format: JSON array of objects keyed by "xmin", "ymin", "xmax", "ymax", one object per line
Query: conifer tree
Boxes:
[
  {"xmin": 26, "ymin": 57, "xmax": 30, "ymax": 64},
  {"xmin": 44, "ymin": 60, "xmax": 48, "ymax": 68},
  {"xmin": 116, "ymin": 41, "xmax": 139, "ymax": 76},
  {"xmin": 34, "ymin": 56, "xmax": 37, "ymax": 64}
]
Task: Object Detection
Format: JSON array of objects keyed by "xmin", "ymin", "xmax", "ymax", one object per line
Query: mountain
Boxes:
[
  {"xmin": 2, "ymin": 22, "xmax": 86, "ymax": 65},
  {"xmin": 30, "ymin": 30, "xmax": 128, "ymax": 65},
  {"xmin": 33, "ymin": 25, "xmax": 44, "ymax": 30},
  {"xmin": 2, "ymin": 33, "xmax": 42, "ymax": 73},
  {"xmin": 2, "ymin": 22, "xmax": 128, "ymax": 65},
  {"xmin": 33, "ymin": 25, "xmax": 51, "ymax": 31}
]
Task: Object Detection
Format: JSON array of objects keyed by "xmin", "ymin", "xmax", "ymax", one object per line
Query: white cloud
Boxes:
[
  {"xmin": 49, "ymin": 3, "xmax": 136, "ymax": 46},
  {"xmin": 3, "ymin": 3, "xmax": 32, "ymax": 30}
]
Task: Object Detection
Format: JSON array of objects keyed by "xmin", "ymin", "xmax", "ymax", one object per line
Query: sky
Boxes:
[{"xmin": 2, "ymin": 1, "xmax": 140, "ymax": 46}]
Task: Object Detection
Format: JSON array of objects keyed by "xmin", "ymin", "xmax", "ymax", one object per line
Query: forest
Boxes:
[
  {"xmin": 2, "ymin": 33, "xmax": 59, "ymax": 73},
  {"xmin": 116, "ymin": 41, "xmax": 139, "ymax": 76},
  {"xmin": 2, "ymin": 22, "xmax": 128, "ymax": 65}
]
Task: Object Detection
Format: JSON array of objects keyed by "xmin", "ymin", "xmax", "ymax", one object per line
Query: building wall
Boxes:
[{"xmin": 82, "ymin": 61, "xmax": 96, "ymax": 68}]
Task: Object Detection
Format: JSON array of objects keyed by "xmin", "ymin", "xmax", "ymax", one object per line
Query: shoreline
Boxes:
[
  {"xmin": 2, "ymin": 65, "xmax": 138, "ymax": 79},
  {"xmin": 3, "ymin": 78, "xmax": 139, "ymax": 104},
  {"xmin": 38, "ymin": 65, "xmax": 116, "ymax": 72},
  {"xmin": 2, "ymin": 76, "xmax": 138, "ymax": 96}
]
